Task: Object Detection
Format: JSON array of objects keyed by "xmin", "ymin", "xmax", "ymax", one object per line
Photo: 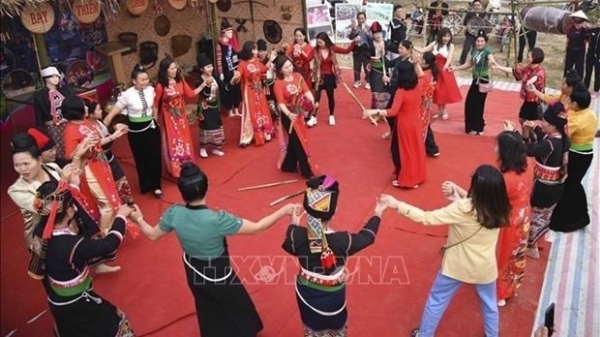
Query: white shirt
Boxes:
[
  {"xmin": 433, "ymin": 44, "xmax": 450, "ymax": 59},
  {"xmin": 115, "ymin": 86, "xmax": 155, "ymax": 117}
]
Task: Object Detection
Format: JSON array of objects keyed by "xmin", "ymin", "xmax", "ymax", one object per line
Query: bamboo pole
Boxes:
[
  {"xmin": 269, "ymin": 189, "xmax": 305, "ymax": 206},
  {"xmin": 237, "ymin": 179, "xmax": 298, "ymax": 191}
]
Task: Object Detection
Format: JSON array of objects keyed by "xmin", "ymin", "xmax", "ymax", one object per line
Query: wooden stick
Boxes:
[
  {"xmin": 342, "ymin": 82, "xmax": 378, "ymax": 125},
  {"xmin": 237, "ymin": 179, "xmax": 298, "ymax": 191},
  {"xmin": 269, "ymin": 189, "xmax": 305, "ymax": 206}
]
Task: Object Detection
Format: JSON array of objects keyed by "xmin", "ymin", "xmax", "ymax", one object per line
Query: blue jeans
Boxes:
[{"xmin": 418, "ymin": 271, "xmax": 498, "ymax": 337}]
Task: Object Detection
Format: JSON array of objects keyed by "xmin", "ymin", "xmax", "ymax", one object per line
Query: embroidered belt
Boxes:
[
  {"xmin": 299, "ymin": 267, "xmax": 344, "ymax": 287},
  {"xmin": 534, "ymin": 162, "xmax": 561, "ymax": 182}
]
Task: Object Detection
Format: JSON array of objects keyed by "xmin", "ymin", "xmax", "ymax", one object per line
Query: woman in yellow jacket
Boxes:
[{"xmin": 382, "ymin": 164, "xmax": 511, "ymax": 337}]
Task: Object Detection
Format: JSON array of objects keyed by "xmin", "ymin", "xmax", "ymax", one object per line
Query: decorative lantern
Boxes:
[
  {"xmin": 20, "ymin": 2, "xmax": 55, "ymax": 34},
  {"xmin": 71, "ymin": 0, "xmax": 101, "ymax": 24}
]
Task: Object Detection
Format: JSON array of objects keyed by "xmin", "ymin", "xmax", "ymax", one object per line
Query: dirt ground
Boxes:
[{"xmin": 336, "ymin": 1, "xmax": 599, "ymax": 90}]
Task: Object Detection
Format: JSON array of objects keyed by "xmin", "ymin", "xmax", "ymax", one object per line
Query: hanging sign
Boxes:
[
  {"xmin": 126, "ymin": 0, "xmax": 149, "ymax": 16},
  {"xmin": 168, "ymin": 0, "xmax": 187, "ymax": 10},
  {"xmin": 20, "ymin": 3, "xmax": 55, "ymax": 34},
  {"xmin": 72, "ymin": 0, "xmax": 101, "ymax": 24}
]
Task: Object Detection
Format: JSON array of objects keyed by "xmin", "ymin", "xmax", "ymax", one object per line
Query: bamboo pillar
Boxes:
[{"xmin": 210, "ymin": 2, "xmax": 219, "ymax": 65}]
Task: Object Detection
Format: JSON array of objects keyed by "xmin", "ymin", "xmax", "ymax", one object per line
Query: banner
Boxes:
[
  {"xmin": 305, "ymin": 2, "xmax": 334, "ymax": 43},
  {"xmin": 365, "ymin": 3, "xmax": 393, "ymax": 39},
  {"xmin": 334, "ymin": 4, "xmax": 362, "ymax": 43}
]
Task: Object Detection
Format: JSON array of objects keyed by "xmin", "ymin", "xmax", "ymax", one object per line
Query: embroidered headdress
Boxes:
[{"xmin": 303, "ymin": 175, "xmax": 339, "ymax": 269}]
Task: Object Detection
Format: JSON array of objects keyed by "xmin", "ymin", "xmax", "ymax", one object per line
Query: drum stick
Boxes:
[
  {"xmin": 342, "ymin": 82, "xmax": 378, "ymax": 125},
  {"xmin": 237, "ymin": 179, "xmax": 298, "ymax": 191},
  {"xmin": 269, "ymin": 189, "xmax": 305, "ymax": 206}
]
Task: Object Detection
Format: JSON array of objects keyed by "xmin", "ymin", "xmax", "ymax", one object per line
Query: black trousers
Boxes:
[
  {"xmin": 564, "ymin": 48, "xmax": 585, "ymax": 78},
  {"xmin": 390, "ymin": 121, "xmax": 401, "ymax": 176},
  {"xmin": 127, "ymin": 119, "xmax": 162, "ymax": 193},
  {"xmin": 584, "ymin": 52, "xmax": 600, "ymax": 91},
  {"xmin": 464, "ymin": 79, "xmax": 488, "ymax": 133},
  {"xmin": 549, "ymin": 150, "xmax": 593, "ymax": 232},
  {"xmin": 425, "ymin": 126, "xmax": 439, "ymax": 155},
  {"xmin": 280, "ymin": 114, "xmax": 313, "ymax": 178},
  {"xmin": 459, "ymin": 34, "xmax": 476, "ymax": 65},
  {"xmin": 221, "ymin": 81, "xmax": 242, "ymax": 110},
  {"xmin": 517, "ymin": 29, "xmax": 537, "ymax": 63},
  {"xmin": 353, "ymin": 52, "xmax": 370, "ymax": 82}
]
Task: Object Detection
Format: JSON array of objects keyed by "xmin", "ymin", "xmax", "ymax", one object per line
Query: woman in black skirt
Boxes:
[
  {"xmin": 451, "ymin": 30, "xmax": 497, "ymax": 135},
  {"xmin": 131, "ymin": 162, "xmax": 300, "ymax": 337},
  {"xmin": 105, "ymin": 65, "xmax": 162, "ymax": 196},
  {"xmin": 549, "ymin": 88, "xmax": 597, "ymax": 232}
]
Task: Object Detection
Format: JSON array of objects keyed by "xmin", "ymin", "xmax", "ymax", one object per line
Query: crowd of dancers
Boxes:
[{"xmin": 5, "ymin": 5, "xmax": 599, "ymax": 337}]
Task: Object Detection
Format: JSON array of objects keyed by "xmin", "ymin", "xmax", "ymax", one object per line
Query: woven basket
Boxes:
[
  {"xmin": 171, "ymin": 35, "xmax": 192, "ymax": 58},
  {"xmin": 168, "ymin": 0, "xmax": 187, "ymax": 11},
  {"xmin": 20, "ymin": 3, "xmax": 55, "ymax": 34},
  {"xmin": 126, "ymin": 0, "xmax": 148, "ymax": 16},
  {"xmin": 71, "ymin": 0, "xmax": 101, "ymax": 24}
]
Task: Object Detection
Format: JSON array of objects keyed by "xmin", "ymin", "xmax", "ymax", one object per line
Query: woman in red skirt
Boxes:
[{"xmin": 415, "ymin": 28, "xmax": 462, "ymax": 120}]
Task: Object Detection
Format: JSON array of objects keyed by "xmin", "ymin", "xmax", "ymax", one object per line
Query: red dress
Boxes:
[
  {"xmin": 420, "ymin": 71, "xmax": 436, "ymax": 140},
  {"xmin": 239, "ymin": 58, "xmax": 275, "ymax": 146},
  {"xmin": 286, "ymin": 42, "xmax": 315, "ymax": 88},
  {"xmin": 497, "ymin": 168, "xmax": 533, "ymax": 301},
  {"xmin": 154, "ymin": 80, "xmax": 197, "ymax": 178},
  {"xmin": 388, "ymin": 79, "xmax": 427, "ymax": 187},
  {"xmin": 433, "ymin": 47, "xmax": 462, "ymax": 105}
]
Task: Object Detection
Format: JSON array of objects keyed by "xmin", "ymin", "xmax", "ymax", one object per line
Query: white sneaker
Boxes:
[
  {"xmin": 353, "ymin": 81, "xmax": 360, "ymax": 88},
  {"xmin": 329, "ymin": 115, "xmax": 336, "ymax": 126},
  {"xmin": 365, "ymin": 83, "xmax": 371, "ymax": 90},
  {"xmin": 199, "ymin": 148, "xmax": 208, "ymax": 158},
  {"xmin": 306, "ymin": 116, "xmax": 317, "ymax": 127},
  {"xmin": 211, "ymin": 149, "xmax": 225, "ymax": 156},
  {"xmin": 265, "ymin": 134, "xmax": 272, "ymax": 141}
]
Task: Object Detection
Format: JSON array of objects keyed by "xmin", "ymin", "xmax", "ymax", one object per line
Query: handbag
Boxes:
[
  {"xmin": 475, "ymin": 50, "xmax": 493, "ymax": 93},
  {"xmin": 439, "ymin": 226, "xmax": 483, "ymax": 255}
]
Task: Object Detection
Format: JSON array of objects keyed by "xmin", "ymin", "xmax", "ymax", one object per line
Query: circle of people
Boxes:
[{"xmin": 6, "ymin": 7, "xmax": 598, "ymax": 337}]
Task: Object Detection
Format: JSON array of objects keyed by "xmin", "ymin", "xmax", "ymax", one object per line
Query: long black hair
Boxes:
[
  {"xmin": 238, "ymin": 41, "xmax": 257, "ymax": 61},
  {"xmin": 497, "ymin": 131, "xmax": 528, "ymax": 174},
  {"xmin": 468, "ymin": 165, "xmax": 511, "ymax": 229},
  {"xmin": 435, "ymin": 27, "xmax": 453, "ymax": 49},
  {"xmin": 61, "ymin": 96, "xmax": 87, "ymax": 121},
  {"xmin": 315, "ymin": 32, "xmax": 335, "ymax": 49},
  {"xmin": 274, "ymin": 55, "xmax": 296, "ymax": 80},
  {"xmin": 422, "ymin": 52, "xmax": 439, "ymax": 81},
  {"xmin": 157, "ymin": 56, "xmax": 182, "ymax": 88},
  {"xmin": 396, "ymin": 61, "xmax": 418, "ymax": 90},
  {"xmin": 293, "ymin": 28, "xmax": 309, "ymax": 44}
]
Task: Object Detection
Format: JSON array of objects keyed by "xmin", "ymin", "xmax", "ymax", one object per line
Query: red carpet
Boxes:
[{"xmin": 1, "ymin": 72, "xmax": 549, "ymax": 337}]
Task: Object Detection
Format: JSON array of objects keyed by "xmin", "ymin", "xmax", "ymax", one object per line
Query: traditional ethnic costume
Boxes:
[
  {"xmin": 496, "ymin": 164, "xmax": 533, "ymax": 302},
  {"xmin": 216, "ymin": 22, "xmax": 242, "ymax": 115},
  {"xmin": 274, "ymin": 72, "xmax": 318, "ymax": 178},
  {"xmin": 367, "ymin": 22, "xmax": 392, "ymax": 110},
  {"xmin": 387, "ymin": 77, "xmax": 427, "ymax": 188},
  {"xmin": 420, "ymin": 70, "xmax": 440, "ymax": 157},
  {"xmin": 523, "ymin": 106, "xmax": 569, "ymax": 248},
  {"xmin": 196, "ymin": 55, "xmax": 226, "ymax": 155},
  {"xmin": 154, "ymin": 79, "xmax": 198, "ymax": 178},
  {"xmin": 464, "ymin": 41, "xmax": 493, "ymax": 134},
  {"xmin": 114, "ymin": 84, "xmax": 162, "ymax": 194},
  {"xmin": 33, "ymin": 66, "xmax": 73, "ymax": 160},
  {"xmin": 512, "ymin": 64, "xmax": 546, "ymax": 121},
  {"xmin": 282, "ymin": 175, "xmax": 381, "ymax": 337},
  {"xmin": 286, "ymin": 40, "xmax": 315, "ymax": 88},
  {"xmin": 91, "ymin": 119, "xmax": 133, "ymax": 203},
  {"xmin": 158, "ymin": 202, "xmax": 263, "ymax": 337},
  {"xmin": 387, "ymin": 6, "xmax": 407, "ymax": 60},
  {"xmin": 549, "ymin": 105, "xmax": 597, "ymax": 232},
  {"xmin": 584, "ymin": 27, "xmax": 600, "ymax": 91},
  {"xmin": 63, "ymin": 119, "xmax": 122, "ymax": 231},
  {"xmin": 238, "ymin": 57, "xmax": 276, "ymax": 146},
  {"xmin": 564, "ymin": 11, "xmax": 590, "ymax": 77},
  {"xmin": 32, "ymin": 181, "xmax": 133, "ymax": 337}
]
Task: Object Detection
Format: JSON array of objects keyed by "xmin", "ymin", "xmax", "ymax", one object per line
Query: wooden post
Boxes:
[{"xmin": 210, "ymin": 2, "xmax": 219, "ymax": 66}]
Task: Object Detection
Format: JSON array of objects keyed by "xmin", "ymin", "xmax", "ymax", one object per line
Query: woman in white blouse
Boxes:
[{"xmin": 105, "ymin": 65, "xmax": 162, "ymax": 196}]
